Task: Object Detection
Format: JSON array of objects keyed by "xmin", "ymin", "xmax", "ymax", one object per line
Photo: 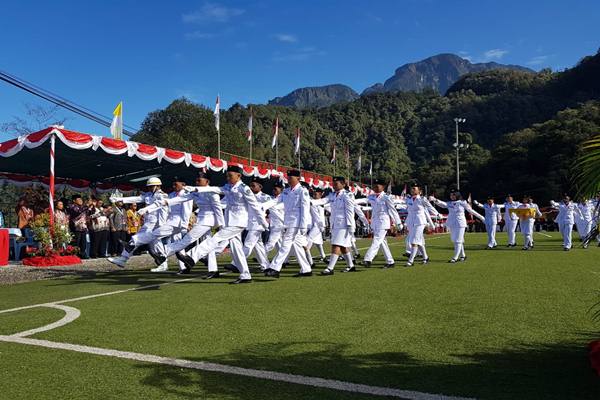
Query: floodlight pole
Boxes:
[{"xmin": 454, "ymin": 118, "xmax": 466, "ymax": 191}]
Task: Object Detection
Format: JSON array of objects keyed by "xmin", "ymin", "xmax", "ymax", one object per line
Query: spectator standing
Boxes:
[
  {"xmin": 109, "ymin": 201, "xmax": 128, "ymax": 256},
  {"xmin": 126, "ymin": 203, "xmax": 141, "ymax": 238},
  {"xmin": 89, "ymin": 203, "xmax": 110, "ymax": 258},
  {"xmin": 67, "ymin": 194, "xmax": 91, "ymax": 258}
]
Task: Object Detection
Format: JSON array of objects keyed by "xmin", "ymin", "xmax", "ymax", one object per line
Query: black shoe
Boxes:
[
  {"xmin": 119, "ymin": 239, "xmax": 135, "ymax": 254},
  {"xmin": 264, "ymin": 269, "xmax": 280, "ymax": 278},
  {"xmin": 177, "ymin": 268, "xmax": 191, "ymax": 275},
  {"xmin": 459, "ymin": 256, "xmax": 467, "ymax": 262},
  {"xmin": 354, "ymin": 253, "xmax": 361, "ymax": 260},
  {"xmin": 282, "ymin": 262, "xmax": 289, "ymax": 269},
  {"xmin": 405, "ymin": 261, "xmax": 414, "ymax": 267},
  {"xmin": 293, "ymin": 272, "xmax": 313, "ymax": 277},
  {"xmin": 341, "ymin": 266, "xmax": 356, "ymax": 273},
  {"xmin": 448, "ymin": 258, "xmax": 457, "ymax": 263},
  {"xmin": 224, "ymin": 264, "xmax": 239, "ymax": 273},
  {"xmin": 318, "ymin": 258, "xmax": 326, "ymax": 263},
  {"xmin": 229, "ymin": 278, "xmax": 252, "ymax": 284},
  {"xmin": 564, "ymin": 247, "xmax": 570, "ymax": 251},
  {"xmin": 149, "ymin": 250, "xmax": 166, "ymax": 266},
  {"xmin": 175, "ymin": 252, "xmax": 195, "ymax": 270},
  {"xmin": 383, "ymin": 263, "xmax": 395, "ymax": 269},
  {"xmin": 422, "ymin": 258, "xmax": 429, "ymax": 265},
  {"xmin": 362, "ymin": 261, "xmax": 372, "ymax": 268},
  {"xmin": 320, "ymin": 269, "xmax": 334, "ymax": 276},
  {"xmin": 252, "ymin": 257, "xmax": 259, "ymax": 263},
  {"xmin": 199, "ymin": 257, "xmax": 209, "ymax": 266},
  {"xmin": 203, "ymin": 271, "xmax": 220, "ymax": 280},
  {"xmin": 403, "ymin": 252, "xmax": 411, "ymax": 258},
  {"xmin": 310, "ymin": 263, "xmax": 315, "ymax": 269}
]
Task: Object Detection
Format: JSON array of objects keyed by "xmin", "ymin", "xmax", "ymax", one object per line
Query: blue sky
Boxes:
[{"xmin": 0, "ymin": 0, "xmax": 598, "ymax": 140}]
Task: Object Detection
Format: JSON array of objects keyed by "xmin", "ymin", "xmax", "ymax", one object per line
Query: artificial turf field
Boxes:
[{"xmin": 1, "ymin": 232, "xmax": 599, "ymax": 400}]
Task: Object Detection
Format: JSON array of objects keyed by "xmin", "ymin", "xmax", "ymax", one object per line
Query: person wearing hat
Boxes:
[
  {"xmin": 498, "ymin": 194, "xmax": 521, "ymax": 247},
  {"xmin": 107, "ymin": 176, "xmax": 169, "ymax": 268},
  {"xmin": 429, "ymin": 190, "xmax": 485, "ymax": 263},
  {"xmin": 404, "ymin": 183, "xmax": 437, "ymax": 266},
  {"xmin": 149, "ymin": 172, "xmax": 223, "ymax": 276},
  {"xmin": 304, "ymin": 187, "xmax": 327, "ymax": 265},
  {"xmin": 156, "ymin": 165, "xmax": 267, "ymax": 284},
  {"xmin": 263, "ymin": 169, "xmax": 312, "ymax": 278},
  {"xmin": 264, "ymin": 181, "xmax": 285, "ymax": 253},
  {"xmin": 361, "ymin": 178, "xmax": 403, "ymax": 268},
  {"xmin": 311, "ymin": 176, "xmax": 357, "ymax": 274},
  {"xmin": 473, "ymin": 196, "xmax": 503, "ymax": 249},
  {"xmin": 575, "ymin": 197, "xmax": 594, "ymax": 246},
  {"xmin": 238, "ymin": 177, "xmax": 272, "ymax": 271},
  {"xmin": 550, "ymin": 195, "xmax": 581, "ymax": 251}
]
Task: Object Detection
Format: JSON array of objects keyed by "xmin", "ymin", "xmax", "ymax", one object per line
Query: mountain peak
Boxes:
[
  {"xmin": 363, "ymin": 53, "xmax": 534, "ymax": 95},
  {"xmin": 268, "ymin": 84, "xmax": 358, "ymax": 109}
]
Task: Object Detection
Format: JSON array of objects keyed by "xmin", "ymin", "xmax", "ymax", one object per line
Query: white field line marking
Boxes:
[
  {"xmin": 0, "ymin": 277, "xmax": 199, "ymax": 315},
  {"xmin": 0, "ymin": 334, "xmax": 474, "ymax": 400},
  {"xmin": 12, "ymin": 304, "xmax": 81, "ymax": 338},
  {"xmin": 535, "ymin": 232, "xmax": 553, "ymax": 238}
]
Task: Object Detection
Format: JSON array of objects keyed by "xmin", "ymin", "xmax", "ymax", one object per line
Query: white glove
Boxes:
[
  {"xmin": 396, "ymin": 223, "xmax": 403, "ymax": 231},
  {"xmin": 110, "ymin": 196, "xmax": 122, "ymax": 203},
  {"xmin": 137, "ymin": 206, "xmax": 150, "ymax": 216},
  {"xmin": 428, "ymin": 195, "xmax": 436, "ymax": 202}
]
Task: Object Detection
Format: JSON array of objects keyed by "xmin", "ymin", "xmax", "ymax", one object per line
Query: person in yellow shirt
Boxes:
[{"xmin": 126, "ymin": 203, "xmax": 141, "ymax": 238}]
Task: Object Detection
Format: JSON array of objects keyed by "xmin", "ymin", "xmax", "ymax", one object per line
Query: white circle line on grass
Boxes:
[
  {"xmin": 11, "ymin": 304, "xmax": 81, "ymax": 338},
  {"xmin": 0, "ymin": 277, "xmax": 200, "ymax": 315},
  {"xmin": 0, "ymin": 334, "xmax": 475, "ymax": 400}
]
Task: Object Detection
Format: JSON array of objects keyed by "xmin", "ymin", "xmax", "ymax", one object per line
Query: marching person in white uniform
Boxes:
[
  {"xmin": 147, "ymin": 171, "xmax": 224, "ymax": 278},
  {"xmin": 404, "ymin": 184, "xmax": 436, "ymax": 267},
  {"xmin": 264, "ymin": 170, "xmax": 312, "ymax": 278},
  {"xmin": 313, "ymin": 176, "xmax": 357, "ymax": 275},
  {"xmin": 107, "ymin": 177, "xmax": 168, "ymax": 268},
  {"xmin": 162, "ymin": 165, "xmax": 267, "ymax": 284},
  {"xmin": 575, "ymin": 198, "xmax": 594, "ymax": 243},
  {"xmin": 347, "ymin": 191, "xmax": 369, "ymax": 260},
  {"xmin": 514, "ymin": 195, "xmax": 542, "ymax": 250},
  {"xmin": 241, "ymin": 178, "xmax": 272, "ymax": 271},
  {"xmin": 361, "ymin": 179, "xmax": 402, "ymax": 268},
  {"xmin": 430, "ymin": 191, "xmax": 485, "ymax": 263},
  {"xmin": 305, "ymin": 187, "xmax": 327, "ymax": 265},
  {"xmin": 498, "ymin": 195, "xmax": 520, "ymax": 247},
  {"xmin": 265, "ymin": 182, "xmax": 285, "ymax": 253},
  {"xmin": 473, "ymin": 196, "xmax": 503, "ymax": 249},
  {"xmin": 550, "ymin": 195, "xmax": 582, "ymax": 251}
]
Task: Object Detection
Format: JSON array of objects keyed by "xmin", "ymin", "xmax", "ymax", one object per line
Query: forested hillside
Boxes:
[{"xmin": 133, "ymin": 50, "xmax": 600, "ymax": 202}]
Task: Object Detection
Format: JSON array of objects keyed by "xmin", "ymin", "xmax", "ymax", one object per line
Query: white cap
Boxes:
[{"xmin": 146, "ymin": 177, "xmax": 162, "ymax": 186}]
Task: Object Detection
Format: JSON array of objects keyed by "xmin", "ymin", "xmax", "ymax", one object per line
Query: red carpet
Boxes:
[{"xmin": 22, "ymin": 255, "xmax": 82, "ymax": 267}]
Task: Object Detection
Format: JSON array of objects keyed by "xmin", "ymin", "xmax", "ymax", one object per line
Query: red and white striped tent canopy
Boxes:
[{"xmin": 0, "ymin": 126, "xmax": 373, "ymax": 195}]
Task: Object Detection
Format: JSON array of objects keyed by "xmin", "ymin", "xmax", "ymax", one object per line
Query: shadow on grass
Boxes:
[{"xmin": 135, "ymin": 337, "xmax": 600, "ymax": 400}]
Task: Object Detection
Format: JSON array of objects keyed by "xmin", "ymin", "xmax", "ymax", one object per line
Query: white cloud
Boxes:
[
  {"xmin": 182, "ymin": 2, "xmax": 244, "ymax": 24},
  {"xmin": 274, "ymin": 33, "xmax": 298, "ymax": 43},
  {"xmin": 184, "ymin": 31, "xmax": 216, "ymax": 40},
  {"xmin": 526, "ymin": 55, "xmax": 549, "ymax": 66},
  {"xmin": 482, "ymin": 48, "xmax": 509, "ymax": 61}
]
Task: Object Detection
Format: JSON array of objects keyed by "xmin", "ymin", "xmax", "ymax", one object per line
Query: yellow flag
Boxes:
[{"xmin": 110, "ymin": 102, "xmax": 123, "ymax": 139}]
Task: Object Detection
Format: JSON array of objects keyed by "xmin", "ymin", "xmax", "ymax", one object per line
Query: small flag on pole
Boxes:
[
  {"xmin": 246, "ymin": 108, "xmax": 253, "ymax": 142},
  {"xmin": 331, "ymin": 144, "xmax": 336, "ymax": 163},
  {"xmin": 272, "ymin": 116, "xmax": 279, "ymax": 148},
  {"xmin": 400, "ymin": 184, "xmax": 407, "ymax": 199},
  {"xmin": 369, "ymin": 161, "xmax": 372, "ymax": 176},
  {"xmin": 294, "ymin": 127, "xmax": 301, "ymax": 154},
  {"xmin": 214, "ymin": 95, "xmax": 220, "ymax": 132},
  {"xmin": 110, "ymin": 102, "xmax": 123, "ymax": 139}
]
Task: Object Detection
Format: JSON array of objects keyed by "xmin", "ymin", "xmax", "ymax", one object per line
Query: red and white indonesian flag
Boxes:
[
  {"xmin": 110, "ymin": 101, "xmax": 123, "ymax": 139},
  {"xmin": 246, "ymin": 108, "xmax": 253, "ymax": 142},
  {"xmin": 214, "ymin": 95, "xmax": 220, "ymax": 132},
  {"xmin": 272, "ymin": 116, "xmax": 279, "ymax": 148},
  {"xmin": 294, "ymin": 127, "xmax": 300, "ymax": 154},
  {"xmin": 331, "ymin": 144, "xmax": 336, "ymax": 163}
]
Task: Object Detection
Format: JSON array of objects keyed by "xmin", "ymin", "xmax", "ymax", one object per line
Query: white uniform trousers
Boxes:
[
  {"xmin": 576, "ymin": 219, "xmax": 591, "ymax": 240},
  {"xmin": 520, "ymin": 219, "xmax": 534, "ymax": 247},
  {"xmin": 559, "ymin": 222, "xmax": 573, "ymax": 249},
  {"xmin": 364, "ymin": 229, "xmax": 394, "ymax": 264},
  {"xmin": 485, "ymin": 221, "xmax": 498, "ymax": 247},
  {"xmin": 242, "ymin": 230, "xmax": 270, "ymax": 269},
  {"xmin": 187, "ymin": 231, "xmax": 219, "ymax": 272},
  {"xmin": 124, "ymin": 220, "xmax": 156, "ymax": 256},
  {"xmin": 505, "ymin": 219, "xmax": 518, "ymax": 245},
  {"xmin": 160, "ymin": 224, "xmax": 211, "ymax": 257},
  {"xmin": 191, "ymin": 226, "xmax": 250, "ymax": 279},
  {"xmin": 268, "ymin": 228, "xmax": 311, "ymax": 273},
  {"xmin": 265, "ymin": 228, "xmax": 283, "ymax": 253}
]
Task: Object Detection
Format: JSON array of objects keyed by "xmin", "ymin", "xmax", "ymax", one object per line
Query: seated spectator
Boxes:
[{"xmin": 16, "ymin": 199, "xmax": 34, "ymax": 236}]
